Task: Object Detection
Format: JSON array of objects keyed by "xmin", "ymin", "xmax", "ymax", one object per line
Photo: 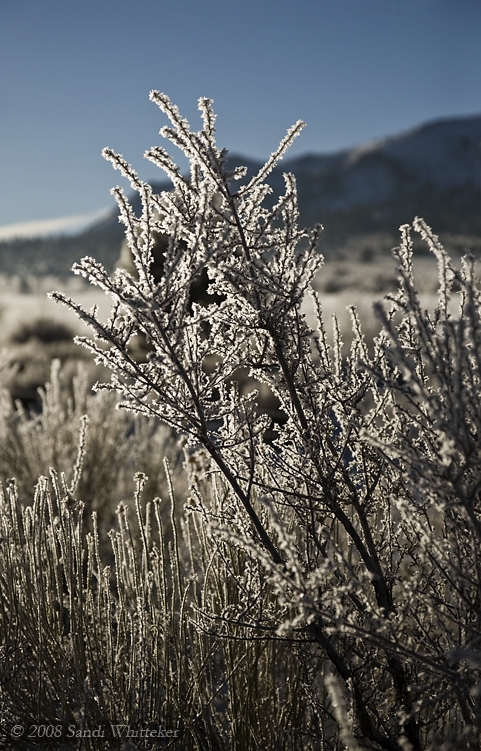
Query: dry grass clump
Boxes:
[
  {"xmin": 0, "ymin": 361, "xmax": 185, "ymax": 545},
  {"xmin": 0, "ymin": 448, "xmax": 317, "ymax": 750}
]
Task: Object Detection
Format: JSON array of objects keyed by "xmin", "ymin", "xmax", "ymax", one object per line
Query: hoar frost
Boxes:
[{"xmin": 50, "ymin": 93, "xmax": 481, "ymax": 749}]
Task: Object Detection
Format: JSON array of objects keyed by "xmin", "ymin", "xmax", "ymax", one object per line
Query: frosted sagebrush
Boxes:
[
  {"xmin": 0, "ymin": 359, "xmax": 183, "ymax": 534},
  {"xmin": 51, "ymin": 93, "xmax": 317, "ymax": 566},
  {"xmin": 51, "ymin": 93, "xmax": 481, "ymax": 750},
  {"xmin": 0, "ymin": 363, "xmax": 313, "ymax": 751}
]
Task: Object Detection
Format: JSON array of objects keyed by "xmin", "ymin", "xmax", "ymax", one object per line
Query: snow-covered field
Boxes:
[
  {"xmin": 0, "ymin": 227, "xmax": 468, "ymax": 354},
  {"xmin": 0, "ymin": 244, "xmax": 448, "ymax": 336},
  {"xmin": 0, "ymin": 277, "xmax": 112, "ymax": 344}
]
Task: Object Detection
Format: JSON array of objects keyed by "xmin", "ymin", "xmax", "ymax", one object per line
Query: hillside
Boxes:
[
  {"xmin": 0, "ymin": 113, "xmax": 479, "ymax": 278},
  {"xmin": 284, "ymin": 114, "xmax": 481, "ymax": 241}
]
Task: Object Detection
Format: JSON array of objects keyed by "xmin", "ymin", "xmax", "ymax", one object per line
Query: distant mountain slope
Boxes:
[
  {"xmin": 283, "ymin": 114, "xmax": 481, "ymax": 240},
  {"xmin": 0, "ymin": 225, "xmax": 124, "ymax": 279},
  {"xmin": 92, "ymin": 113, "xmax": 481, "ymax": 242},
  {"xmin": 1, "ymin": 114, "xmax": 479, "ymax": 277}
]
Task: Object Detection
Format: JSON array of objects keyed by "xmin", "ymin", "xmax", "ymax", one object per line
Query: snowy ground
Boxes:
[{"xmin": 0, "ymin": 233, "xmax": 464, "ymax": 358}]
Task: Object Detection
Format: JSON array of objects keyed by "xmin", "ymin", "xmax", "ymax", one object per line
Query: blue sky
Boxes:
[{"xmin": 0, "ymin": 0, "xmax": 480, "ymax": 236}]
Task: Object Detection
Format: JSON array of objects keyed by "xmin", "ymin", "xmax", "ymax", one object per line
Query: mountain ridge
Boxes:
[
  {"xmin": 90, "ymin": 112, "xmax": 481, "ymax": 242},
  {"xmin": 1, "ymin": 113, "xmax": 479, "ymax": 278}
]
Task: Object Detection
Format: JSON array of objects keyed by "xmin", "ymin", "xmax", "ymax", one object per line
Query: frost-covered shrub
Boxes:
[
  {"xmin": 0, "ymin": 360, "xmax": 184, "ymax": 539},
  {"xmin": 50, "ymin": 93, "xmax": 481, "ymax": 749},
  {"xmin": 0, "ymin": 466, "xmax": 314, "ymax": 750}
]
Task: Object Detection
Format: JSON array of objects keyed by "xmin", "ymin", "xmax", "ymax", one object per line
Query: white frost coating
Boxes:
[{"xmin": 49, "ymin": 93, "xmax": 481, "ymax": 747}]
